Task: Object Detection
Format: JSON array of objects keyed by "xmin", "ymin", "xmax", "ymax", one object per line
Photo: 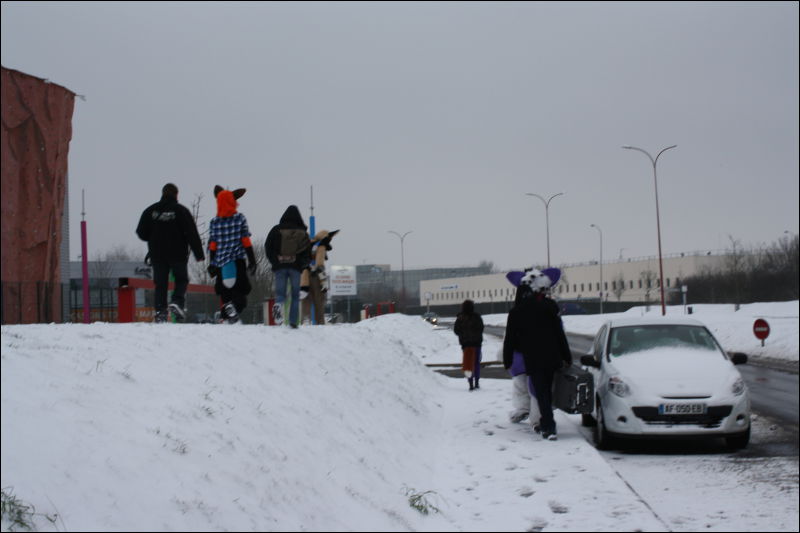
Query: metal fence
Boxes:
[{"xmin": 1, "ymin": 281, "xmax": 69, "ymax": 324}]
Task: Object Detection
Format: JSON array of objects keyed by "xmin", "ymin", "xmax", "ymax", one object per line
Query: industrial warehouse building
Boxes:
[{"xmin": 418, "ymin": 250, "xmax": 732, "ymax": 315}]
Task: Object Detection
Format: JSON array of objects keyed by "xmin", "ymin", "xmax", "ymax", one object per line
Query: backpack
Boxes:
[{"xmin": 278, "ymin": 228, "xmax": 309, "ymax": 264}]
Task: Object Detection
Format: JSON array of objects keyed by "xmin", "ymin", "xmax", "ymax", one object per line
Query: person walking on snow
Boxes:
[
  {"xmin": 136, "ymin": 182, "xmax": 205, "ymax": 323},
  {"xmin": 454, "ymin": 299, "xmax": 484, "ymax": 391},
  {"xmin": 505, "ymin": 276, "xmax": 541, "ymax": 426},
  {"xmin": 503, "ymin": 268, "xmax": 571, "ymax": 440},
  {"xmin": 301, "ymin": 229, "xmax": 339, "ymax": 325},
  {"xmin": 265, "ymin": 205, "xmax": 311, "ymax": 328},
  {"xmin": 206, "ymin": 185, "xmax": 257, "ymax": 324}
]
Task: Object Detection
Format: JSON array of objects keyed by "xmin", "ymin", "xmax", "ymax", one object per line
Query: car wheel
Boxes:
[
  {"xmin": 724, "ymin": 425, "xmax": 750, "ymax": 451},
  {"xmin": 593, "ymin": 400, "xmax": 615, "ymax": 450}
]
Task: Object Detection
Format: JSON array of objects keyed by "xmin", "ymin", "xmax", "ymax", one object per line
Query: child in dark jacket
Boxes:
[{"xmin": 453, "ymin": 299, "xmax": 484, "ymax": 391}]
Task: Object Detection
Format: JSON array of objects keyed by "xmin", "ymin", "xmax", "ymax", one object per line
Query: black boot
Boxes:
[{"xmin": 468, "ymin": 378, "xmax": 474, "ymax": 391}]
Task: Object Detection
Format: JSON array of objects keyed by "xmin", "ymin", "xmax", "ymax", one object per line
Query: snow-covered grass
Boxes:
[{"xmin": 1, "ymin": 302, "xmax": 798, "ymax": 531}]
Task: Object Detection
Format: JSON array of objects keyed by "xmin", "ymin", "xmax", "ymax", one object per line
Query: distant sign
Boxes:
[
  {"xmin": 329, "ymin": 265, "xmax": 357, "ymax": 296},
  {"xmin": 753, "ymin": 318, "xmax": 770, "ymax": 341}
]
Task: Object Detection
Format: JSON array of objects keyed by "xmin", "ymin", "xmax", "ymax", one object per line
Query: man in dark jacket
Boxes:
[
  {"xmin": 265, "ymin": 205, "xmax": 311, "ymax": 328},
  {"xmin": 136, "ymin": 183, "xmax": 205, "ymax": 323},
  {"xmin": 503, "ymin": 268, "xmax": 572, "ymax": 440}
]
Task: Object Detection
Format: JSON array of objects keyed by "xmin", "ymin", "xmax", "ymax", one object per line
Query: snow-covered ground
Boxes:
[{"xmin": 1, "ymin": 301, "xmax": 798, "ymax": 532}]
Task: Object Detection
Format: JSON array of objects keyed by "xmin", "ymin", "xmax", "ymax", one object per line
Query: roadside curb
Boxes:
[{"xmin": 737, "ymin": 354, "xmax": 799, "ymax": 374}]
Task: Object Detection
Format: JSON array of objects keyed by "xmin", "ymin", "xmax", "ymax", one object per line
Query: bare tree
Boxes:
[
  {"xmin": 640, "ymin": 269, "xmax": 657, "ymax": 306},
  {"xmin": 90, "ymin": 246, "xmax": 140, "ymax": 286},
  {"xmin": 477, "ymin": 260, "xmax": 496, "ymax": 273},
  {"xmin": 612, "ymin": 272, "xmax": 626, "ymax": 301},
  {"xmin": 725, "ymin": 235, "xmax": 747, "ymax": 307},
  {"xmin": 188, "ymin": 193, "xmax": 211, "ymax": 285}
]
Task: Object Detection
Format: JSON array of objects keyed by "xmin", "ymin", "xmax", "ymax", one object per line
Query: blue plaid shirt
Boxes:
[{"xmin": 209, "ymin": 212, "xmax": 251, "ymax": 266}]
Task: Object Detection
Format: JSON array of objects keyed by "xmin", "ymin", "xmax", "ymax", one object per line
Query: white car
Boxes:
[{"xmin": 580, "ymin": 316, "xmax": 751, "ymax": 450}]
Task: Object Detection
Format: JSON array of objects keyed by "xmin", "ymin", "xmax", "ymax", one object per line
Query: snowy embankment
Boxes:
[{"xmin": 2, "ymin": 318, "xmax": 446, "ymax": 531}]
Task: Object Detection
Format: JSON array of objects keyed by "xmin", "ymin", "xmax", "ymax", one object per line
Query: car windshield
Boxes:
[{"xmin": 608, "ymin": 325, "xmax": 721, "ymax": 357}]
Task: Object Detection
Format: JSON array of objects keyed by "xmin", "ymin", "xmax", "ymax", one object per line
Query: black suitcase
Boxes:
[{"xmin": 552, "ymin": 365, "xmax": 594, "ymax": 414}]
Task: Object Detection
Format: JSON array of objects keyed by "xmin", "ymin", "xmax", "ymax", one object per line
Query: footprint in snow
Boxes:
[
  {"xmin": 548, "ymin": 501, "xmax": 569, "ymax": 514},
  {"xmin": 527, "ymin": 518, "xmax": 548, "ymax": 532}
]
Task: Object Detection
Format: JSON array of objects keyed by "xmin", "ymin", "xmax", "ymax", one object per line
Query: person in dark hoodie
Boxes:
[
  {"xmin": 206, "ymin": 185, "xmax": 257, "ymax": 324},
  {"xmin": 503, "ymin": 267, "xmax": 572, "ymax": 440},
  {"xmin": 136, "ymin": 183, "xmax": 205, "ymax": 323},
  {"xmin": 265, "ymin": 205, "xmax": 311, "ymax": 328},
  {"xmin": 453, "ymin": 299, "xmax": 484, "ymax": 391}
]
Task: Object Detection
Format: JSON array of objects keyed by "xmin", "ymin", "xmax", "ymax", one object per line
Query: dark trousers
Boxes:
[
  {"xmin": 152, "ymin": 260, "xmax": 189, "ymax": 312},
  {"xmin": 214, "ymin": 258, "xmax": 251, "ymax": 313},
  {"xmin": 530, "ymin": 369, "xmax": 557, "ymax": 433}
]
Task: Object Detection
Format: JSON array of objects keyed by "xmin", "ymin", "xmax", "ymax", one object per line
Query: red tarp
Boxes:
[{"xmin": 1, "ymin": 66, "xmax": 76, "ymax": 323}]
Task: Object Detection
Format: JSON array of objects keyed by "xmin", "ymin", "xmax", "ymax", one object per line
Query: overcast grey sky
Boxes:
[{"xmin": 2, "ymin": 1, "xmax": 798, "ymax": 272}]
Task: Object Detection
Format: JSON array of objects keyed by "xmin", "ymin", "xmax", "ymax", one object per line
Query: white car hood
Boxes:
[{"xmin": 610, "ymin": 348, "xmax": 736, "ymax": 398}]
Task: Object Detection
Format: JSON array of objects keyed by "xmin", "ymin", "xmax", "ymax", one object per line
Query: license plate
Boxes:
[{"xmin": 659, "ymin": 403, "xmax": 706, "ymax": 415}]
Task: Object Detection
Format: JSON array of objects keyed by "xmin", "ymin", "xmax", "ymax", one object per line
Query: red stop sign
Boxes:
[{"xmin": 753, "ymin": 318, "xmax": 770, "ymax": 340}]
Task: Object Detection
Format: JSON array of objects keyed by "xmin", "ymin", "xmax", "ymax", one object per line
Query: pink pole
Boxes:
[{"xmin": 81, "ymin": 219, "xmax": 90, "ymax": 323}]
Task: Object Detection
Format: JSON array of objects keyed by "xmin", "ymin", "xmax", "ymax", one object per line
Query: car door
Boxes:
[{"xmin": 583, "ymin": 323, "xmax": 608, "ymax": 389}]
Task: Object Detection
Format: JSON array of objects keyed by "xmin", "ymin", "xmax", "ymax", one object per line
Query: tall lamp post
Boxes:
[
  {"xmin": 590, "ymin": 223, "xmax": 603, "ymax": 315},
  {"xmin": 622, "ymin": 144, "xmax": 677, "ymax": 316},
  {"xmin": 525, "ymin": 192, "xmax": 564, "ymax": 267},
  {"xmin": 388, "ymin": 230, "xmax": 412, "ymax": 311}
]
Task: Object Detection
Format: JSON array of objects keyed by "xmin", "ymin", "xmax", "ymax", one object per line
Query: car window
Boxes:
[
  {"xmin": 593, "ymin": 324, "xmax": 607, "ymax": 360},
  {"xmin": 608, "ymin": 325, "xmax": 721, "ymax": 357}
]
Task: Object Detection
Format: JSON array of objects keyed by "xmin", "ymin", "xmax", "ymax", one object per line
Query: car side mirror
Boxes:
[
  {"xmin": 580, "ymin": 355, "xmax": 600, "ymax": 368},
  {"xmin": 730, "ymin": 352, "xmax": 748, "ymax": 365}
]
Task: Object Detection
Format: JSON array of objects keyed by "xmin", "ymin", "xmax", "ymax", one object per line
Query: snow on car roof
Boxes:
[{"xmin": 605, "ymin": 316, "xmax": 707, "ymax": 328}]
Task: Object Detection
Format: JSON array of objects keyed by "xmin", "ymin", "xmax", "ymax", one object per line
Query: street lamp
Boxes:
[
  {"xmin": 622, "ymin": 144, "xmax": 677, "ymax": 316},
  {"xmin": 525, "ymin": 192, "xmax": 564, "ymax": 267},
  {"xmin": 590, "ymin": 223, "xmax": 603, "ymax": 315},
  {"xmin": 388, "ymin": 230, "xmax": 412, "ymax": 311}
]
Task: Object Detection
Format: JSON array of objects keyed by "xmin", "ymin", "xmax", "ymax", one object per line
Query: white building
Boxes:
[{"xmin": 419, "ymin": 250, "xmax": 731, "ymax": 308}]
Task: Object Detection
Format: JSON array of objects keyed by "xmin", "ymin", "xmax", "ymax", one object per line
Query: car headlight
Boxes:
[
  {"xmin": 731, "ymin": 377, "xmax": 746, "ymax": 396},
  {"xmin": 608, "ymin": 376, "xmax": 631, "ymax": 398}
]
